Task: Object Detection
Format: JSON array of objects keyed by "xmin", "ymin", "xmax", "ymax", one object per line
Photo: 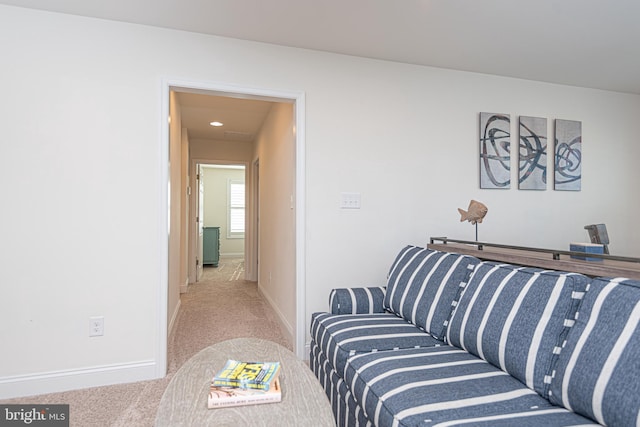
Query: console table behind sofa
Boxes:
[{"xmin": 428, "ymin": 237, "xmax": 640, "ymax": 281}]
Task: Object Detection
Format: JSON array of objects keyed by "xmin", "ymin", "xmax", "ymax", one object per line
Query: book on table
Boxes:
[
  {"xmin": 211, "ymin": 360, "xmax": 281, "ymax": 391},
  {"xmin": 208, "ymin": 378, "xmax": 282, "ymax": 409}
]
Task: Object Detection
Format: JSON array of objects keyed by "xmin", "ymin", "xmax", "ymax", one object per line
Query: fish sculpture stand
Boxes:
[{"xmin": 458, "ymin": 200, "xmax": 488, "ymax": 241}]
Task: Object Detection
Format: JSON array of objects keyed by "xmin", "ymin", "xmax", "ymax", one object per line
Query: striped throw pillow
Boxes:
[
  {"xmin": 549, "ymin": 277, "xmax": 640, "ymax": 426},
  {"xmin": 447, "ymin": 262, "xmax": 589, "ymax": 398},
  {"xmin": 329, "ymin": 287, "xmax": 386, "ymax": 314}
]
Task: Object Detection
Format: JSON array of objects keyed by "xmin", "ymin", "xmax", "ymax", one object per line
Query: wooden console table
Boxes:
[{"xmin": 428, "ymin": 237, "xmax": 640, "ymax": 281}]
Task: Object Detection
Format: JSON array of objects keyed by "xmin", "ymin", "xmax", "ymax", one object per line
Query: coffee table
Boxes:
[{"xmin": 155, "ymin": 338, "xmax": 335, "ymax": 426}]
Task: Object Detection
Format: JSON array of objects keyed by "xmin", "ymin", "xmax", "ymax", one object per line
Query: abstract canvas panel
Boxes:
[
  {"xmin": 554, "ymin": 119, "xmax": 582, "ymax": 191},
  {"xmin": 479, "ymin": 112, "xmax": 511, "ymax": 189},
  {"xmin": 518, "ymin": 116, "xmax": 547, "ymax": 190}
]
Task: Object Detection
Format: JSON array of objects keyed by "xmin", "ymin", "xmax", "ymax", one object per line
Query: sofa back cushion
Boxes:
[
  {"xmin": 446, "ymin": 261, "xmax": 589, "ymax": 398},
  {"xmin": 383, "ymin": 246, "xmax": 479, "ymax": 340},
  {"xmin": 549, "ymin": 277, "xmax": 640, "ymax": 426}
]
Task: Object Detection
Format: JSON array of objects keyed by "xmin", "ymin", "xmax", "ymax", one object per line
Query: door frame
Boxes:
[
  {"xmin": 252, "ymin": 158, "xmax": 260, "ymax": 283},
  {"xmin": 159, "ymin": 78, "xmax": 306, "ymax": 376},
  {"xmin": 189, "ymin": 160, "xmax": 248, "ymax": 283}
]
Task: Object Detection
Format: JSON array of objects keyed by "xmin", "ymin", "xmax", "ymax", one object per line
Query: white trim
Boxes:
[
  {"xmin": 304, "ymin": 341, "xmax": 312, "ymax": 362},
  {"xmin": 258, "ymin": 284, "xmax": 294, "ymax": 349},
  {"xmin": 248, "ymin": 158, "xmax": 260, "ymax": 282},
  {"xmin": 294, "ymin": 93, "xmax": 307, "ymax": 360},
  {"xmin": 201, "ymin": 164, "xmax": 244, "ymax": 170},
  {"xmin": 168, "ymin": 298, "xmax": 182, "ymax": 336},
  {"xmin": 220, "ymin": 252, "xmax": 245, "ymax": 257},
  {"xmin": 180, "ymin": 278, "xmax": 189, "ymax": 294},
  {"xmin": 161, "ymin": 78, "xmax": 307, "ymax": 361},
  {"xmin": 227, "ymin": 178, "xmax": 246, "ymax": 238},
  {"xmin": 157, "ymin": 80, "xmax": 170, "ymax": 380},
  {"xmin": 0, "ymin": 360, "xmax": 158, "ymax": 400}
]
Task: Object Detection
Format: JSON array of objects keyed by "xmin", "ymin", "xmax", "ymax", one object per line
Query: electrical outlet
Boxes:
[{"xmin": 90, "ymin": 316, "xmax": 104, "ymax": 337}]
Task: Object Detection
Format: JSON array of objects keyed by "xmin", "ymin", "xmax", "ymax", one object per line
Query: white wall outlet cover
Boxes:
[{"xmin": 89, "ymin": 316, "xmax": 104, "ymax": 337}]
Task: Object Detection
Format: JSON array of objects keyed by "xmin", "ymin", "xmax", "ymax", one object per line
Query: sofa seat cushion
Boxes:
[
  {"xmin": 446, "ymin": 262, "xmax": 589, "ymax": 398},
  {"xmin": 311, "ymin": 340, "xmax": 374, "ymax": 427},
  {"xmin": 384, "ymin": 246, "xmax": 480, "ymax": 339},
  {"xmin": 343, "ymin": 346, "xmax": 597, "ymax": 427},
  {"xmin": 311, "ymin": 312, "xmax": 443, "ymax": 375},
  {"xmin": 549, "ymin": 277, "xmax": 640, "ymax": 427}
]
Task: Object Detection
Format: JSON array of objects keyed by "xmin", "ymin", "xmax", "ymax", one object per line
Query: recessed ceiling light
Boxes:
[{"xmin": 210, "ymin": 121, "xmax": 224, "ymax": 127}]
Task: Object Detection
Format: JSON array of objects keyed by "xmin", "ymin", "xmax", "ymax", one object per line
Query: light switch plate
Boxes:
[{"xmin": 340, "ymin": 192, "xmax": 361, "ymax": 209}]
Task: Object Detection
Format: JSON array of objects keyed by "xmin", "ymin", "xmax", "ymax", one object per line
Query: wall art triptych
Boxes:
[
  {"xmin": 479, "ymin": 112, "xmax": 582, "ymax": 191},
  {"xmin": 554, "ymin": 119, "xmax": 582, "ymax": 191},
  {"xmin": 479, "ymin": 112, "xmax": 511, "ymax": 189}
]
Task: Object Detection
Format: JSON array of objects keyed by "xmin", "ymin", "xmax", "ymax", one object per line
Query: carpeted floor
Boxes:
[{"xmin": 0, "ymin": 257, "xmax": 291, "ymax": 426}]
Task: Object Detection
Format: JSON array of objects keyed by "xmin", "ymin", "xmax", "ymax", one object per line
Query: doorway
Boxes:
[
  {"xmin": 159, "ymin": 79, "xmax": 307, "ymax": 379},
  {"xmin": 196, "ymin": 163, "xmax": 246, "ymax": 280}
]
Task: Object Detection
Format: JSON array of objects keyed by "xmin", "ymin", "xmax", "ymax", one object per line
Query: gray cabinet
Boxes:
[{"xmin": 203, "ymin": 227, "xmax": 220, "ymax": 267}]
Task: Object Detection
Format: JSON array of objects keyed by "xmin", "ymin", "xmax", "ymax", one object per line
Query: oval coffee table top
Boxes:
[{"xmin": 155, "ymin": 338, "xmax": 335, "ymax": 427}]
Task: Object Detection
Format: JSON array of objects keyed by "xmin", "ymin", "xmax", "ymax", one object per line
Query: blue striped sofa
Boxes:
[{"xmin": 310, "ymin": 245, "xmax": 640, "ymax": 427}]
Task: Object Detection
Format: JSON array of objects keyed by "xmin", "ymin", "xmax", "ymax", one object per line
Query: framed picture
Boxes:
[
  {"xmin": 479, "ymin": 112, "xmax": 511, "ymax": 189},
  {"xmin": 518, "ymin": 116, "xmax": 547, "ymax": 190},
  {"xmin": 554, "ymin": 119, "xmax": 582, "ymax": 191}
]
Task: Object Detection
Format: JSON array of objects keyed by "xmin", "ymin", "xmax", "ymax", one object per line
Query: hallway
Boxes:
[{"xmin": 168, "ymin": 257, "xmax": 291, "ymax": 374}]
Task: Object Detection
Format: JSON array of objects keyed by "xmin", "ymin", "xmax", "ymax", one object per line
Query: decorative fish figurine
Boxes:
[{"xmin": 458, "ymin": 200, "xmax": 488, "ymax": 225}]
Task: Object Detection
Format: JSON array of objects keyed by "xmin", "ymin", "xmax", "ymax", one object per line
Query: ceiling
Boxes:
[
  {"xmin": 177, "ymin": 92, "xmax": 274, "ymax": 142},
  {"xmin": 3, "ymin": 0, "xmax": 639, "ymax": 141}
]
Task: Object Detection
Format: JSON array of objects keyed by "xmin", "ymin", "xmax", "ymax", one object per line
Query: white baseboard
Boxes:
[
  {"xmin": 257, "ymin": 286, "xmax": 294, "ymax": 350},
  {"xmin": 168, "ymin": 298, "xmax": 181, "ymax": 338},
  {"xmin": 0, "ymin": 360, "xmax": 159, "ymax": 400},
  {"xmin": 304, "ymin": 341, "xmax": 311, "ymax": 361},
  {"xmin": 220, "ymin": 253, "xmax": 244, "ymax": 258},
  {"xmin": 180, "ymin": 278, "xmax": 189, "ymax": 294}
]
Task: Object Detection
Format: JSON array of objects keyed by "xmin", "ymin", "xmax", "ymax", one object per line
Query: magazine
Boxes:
[
  {"xmin": 208, "ymin": 378, "xmax": 282, "ymax": 408},
  {"xmin": 211, "ymin": 360, "xmax": 281, "ymax": 391}
]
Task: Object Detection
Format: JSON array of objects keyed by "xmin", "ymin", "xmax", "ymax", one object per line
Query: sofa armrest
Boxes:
[{"xmin": 329, "ymin": 287, "xmax": 386, "ymax": 314}]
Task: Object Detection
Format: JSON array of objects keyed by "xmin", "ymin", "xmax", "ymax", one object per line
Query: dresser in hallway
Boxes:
[{"xmin": 203, "ymin": 226, "xmax": 220, "ymax": 267}]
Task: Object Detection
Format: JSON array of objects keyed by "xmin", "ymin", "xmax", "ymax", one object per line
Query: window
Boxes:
[{"xmin": 228, "ymin": 180, "xmax": 245, "ymax": 237}]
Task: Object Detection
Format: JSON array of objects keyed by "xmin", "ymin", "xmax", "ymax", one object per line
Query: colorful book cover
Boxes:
[
  {"xmin": 211, "ymin": 360, "xmax": 281, "ymax": 391},
  {"xmin": 208, "ymin": 378, "xmax": 282, "ymax": 409}
]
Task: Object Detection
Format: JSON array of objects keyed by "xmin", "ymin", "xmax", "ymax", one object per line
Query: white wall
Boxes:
[
  {"xmin": 1, "ymin": 5, "xmax": 639, "ymax": 398},
  {"xmin": 253, "ymin": 102, "xmax": 297, "ymax": 347}
]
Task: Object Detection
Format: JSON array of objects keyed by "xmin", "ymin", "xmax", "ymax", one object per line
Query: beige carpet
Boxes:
[{"xmin": 0, "ymin": 257, "xmax": 291, "ymax": 426}]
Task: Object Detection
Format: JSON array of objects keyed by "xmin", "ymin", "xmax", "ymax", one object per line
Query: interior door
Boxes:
[{"xmin": 197, "ymin": 165, "xmax": 205, "ymax": 281}]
